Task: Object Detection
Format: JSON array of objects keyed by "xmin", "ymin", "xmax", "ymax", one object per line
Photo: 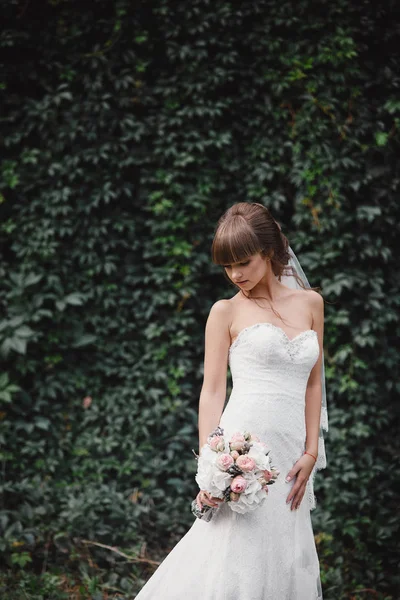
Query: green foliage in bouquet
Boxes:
[{"xmin": 0, "ymin": 0, "xmax": 399, "ymax": 598}]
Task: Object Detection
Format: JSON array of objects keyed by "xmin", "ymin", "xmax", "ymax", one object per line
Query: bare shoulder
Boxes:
[
  {"xmin": 209, "ymin": 298, "xmax": 233, "ymax": 316},
  {"xmin": 304, "ymin": 290, "xmax": 324, "ymax": 328},
  {"xmin": 305, "ymin": 289, "xmax": 324, "ymax": 311},
  {"xmin": 282, "ymin": 286, "xmax": 321, "ymax": 308},
  {"xmin": 204, "ymin": 299, "xmax": 233, "ymax": 354},
  {"xmin": 207, "ymin": 298, "xmax": 233, "ymax": 327}
]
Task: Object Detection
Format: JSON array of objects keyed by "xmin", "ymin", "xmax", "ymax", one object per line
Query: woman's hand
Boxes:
[
  {"xmin": 285, "ymin": 454, "xmax": 316, "ymax": 510},
  {"xmin": 196, "ymin": 489, "xmax": 223, "ymax": 510}
]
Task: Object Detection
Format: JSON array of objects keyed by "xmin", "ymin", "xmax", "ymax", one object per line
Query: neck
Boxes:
[{"xmin": 245, "ymin": 273, "xmax": 287, "ymax": 304}]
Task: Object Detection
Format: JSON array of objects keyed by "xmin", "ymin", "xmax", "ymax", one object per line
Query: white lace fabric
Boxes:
[{"xmin": 135, "ymin": 323, "xmax": 323, "ymax": 599}]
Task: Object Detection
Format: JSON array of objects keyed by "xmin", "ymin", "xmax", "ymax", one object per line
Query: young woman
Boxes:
[{"xmin": 135, "ymin": 202, "xmax": 327, "ymax": 599}]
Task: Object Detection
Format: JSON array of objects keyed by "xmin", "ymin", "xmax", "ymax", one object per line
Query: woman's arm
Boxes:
[
  {"xmin": 198, "ymin": 299, "xmax": 231, "ymax": 454},
  {"xmin": 285, "ymin": 290, "xmax": 325, "ymax": 510},
  {"xmin": 304, "ymin": 290, "xmax": 325, "ymax": 458}
]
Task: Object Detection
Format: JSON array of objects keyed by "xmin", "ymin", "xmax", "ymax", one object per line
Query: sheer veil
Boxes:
[{"xmin": 279, "ymin": 246, "xmax": 328, "ymax": 508}]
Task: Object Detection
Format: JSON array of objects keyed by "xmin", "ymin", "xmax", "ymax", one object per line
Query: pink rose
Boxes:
[
  {"xmin": 230, "ymin": 450, "xmax": 239, "ymax": 460},
  {"xmin": 230, "ymin": 475, "xmax": 248, "ymax": 494},
  {"xmin": 236, "ymin": 455, "xmax": 256, "ymax": 472},
  {"xmin": 230, "ymin": 432, "xmax": 245, "ymax": 443},
  {"xmin": 262, "ymin": 469, "xmax": 273, "ymax": 482},
  {"xmin": 209, "ymin": 436, "xmax": 225, "ymax": 452},
  {"xmin": 229, "ymin": 432, "xmax": 247, "ymax": 452},
  {"xmin": 217, "ymin": 453, "xmax": 234, "ymax": 471},
  {"xmin": 230, "ymin": 439, "xmax": 246, "ymax": 452}
]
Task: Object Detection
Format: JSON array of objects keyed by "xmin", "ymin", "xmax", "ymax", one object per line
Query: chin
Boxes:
[{"xmin": 242, "ymin": 283, "xmax": 256, "ymax": 291}]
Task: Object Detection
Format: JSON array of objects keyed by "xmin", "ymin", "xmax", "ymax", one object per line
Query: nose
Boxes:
[{"xmin": 232, "ymin": 270, "xmax": 243, "ymax": 282}]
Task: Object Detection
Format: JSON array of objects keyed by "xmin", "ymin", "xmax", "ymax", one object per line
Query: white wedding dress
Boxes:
[{"xmin": 135, "ymin": 322, "xmax": 323, "ymax": 600}]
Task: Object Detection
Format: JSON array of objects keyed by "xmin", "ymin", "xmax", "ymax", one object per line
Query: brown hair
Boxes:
[{"xmin": 211, "ymin": 202, "xmax": 321, "ymax": 317}]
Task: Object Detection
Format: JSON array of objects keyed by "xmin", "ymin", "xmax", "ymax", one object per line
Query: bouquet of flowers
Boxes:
[{"xmin": 191, "ymin": 426, "xmax": 279, "ymax": 522}]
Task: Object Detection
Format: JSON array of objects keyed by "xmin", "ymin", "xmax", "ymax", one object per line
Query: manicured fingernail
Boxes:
[{"xmin": 285, "ymin": 476, "xmax": 291, "ymax": 482}]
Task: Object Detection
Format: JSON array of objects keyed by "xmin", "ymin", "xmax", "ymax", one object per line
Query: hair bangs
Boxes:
[{"xmin": 212, "ymin": 216, "xmax": 262, "ymax": 265}]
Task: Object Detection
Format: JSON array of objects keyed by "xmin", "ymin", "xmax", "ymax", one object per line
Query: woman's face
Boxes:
[{"xmin": 223, "ymin": 252, "xmax": 269, "ymax": 290}]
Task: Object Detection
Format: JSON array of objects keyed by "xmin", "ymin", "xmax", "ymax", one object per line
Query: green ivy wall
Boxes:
[{"xmin": 0, "ymin": 1, "xmax": 399, "ymax": 598}]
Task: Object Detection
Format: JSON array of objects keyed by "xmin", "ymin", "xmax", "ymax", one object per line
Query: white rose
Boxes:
[
  {"xmin": 195, "ymin": 453, "xmax": 217, "ymax": 489},
  {"xmin": 212, "ymin": 470, "xmax": 232, "ymax": 493},
  {"xmin": 228, "ymin": 478, "xmax": 266, "ymax": 514},
  {"xmin": 247, "ymin": 445, "xmax": 271, "ymax": 470}
]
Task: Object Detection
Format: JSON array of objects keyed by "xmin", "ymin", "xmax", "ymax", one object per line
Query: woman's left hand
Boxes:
[{"xmin": 285, "ymin": 454, "xmax": 316, "ymax": 510}]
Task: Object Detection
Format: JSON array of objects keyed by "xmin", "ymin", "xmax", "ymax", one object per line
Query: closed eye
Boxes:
[{"xmin": 223, "ymin": 260, "xmax": 250, "ymax": 268}]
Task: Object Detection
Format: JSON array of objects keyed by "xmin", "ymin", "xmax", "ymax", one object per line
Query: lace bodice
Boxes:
[{"xmin": 229, "ymin": 322, "xmax": 319, "ymax": 392}]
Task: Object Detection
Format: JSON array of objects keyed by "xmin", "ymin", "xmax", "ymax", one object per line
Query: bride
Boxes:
[{"xmin": 135, "ymin": 202, "xmax": 328, "ymax": 600}]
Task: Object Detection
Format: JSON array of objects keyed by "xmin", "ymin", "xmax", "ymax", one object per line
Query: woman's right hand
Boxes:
[{"xmin": 196, "ymin": 489, "xmax": 223, "ymax": 509}]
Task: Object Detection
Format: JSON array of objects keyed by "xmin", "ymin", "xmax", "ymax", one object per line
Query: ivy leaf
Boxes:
[{"xmin": 71, "ymin": 334, "xmax": 97, "ymax": 348}]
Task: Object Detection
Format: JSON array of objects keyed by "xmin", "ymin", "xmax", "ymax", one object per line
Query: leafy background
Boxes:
[{"xmin": 0, "ymin": 0, "xmax": 399, "ymax": 598}]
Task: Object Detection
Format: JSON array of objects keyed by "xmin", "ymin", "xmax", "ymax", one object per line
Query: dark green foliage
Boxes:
[{"xmin": 0, "ymin": 0, "xmax": 399, "ymax": 598}]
